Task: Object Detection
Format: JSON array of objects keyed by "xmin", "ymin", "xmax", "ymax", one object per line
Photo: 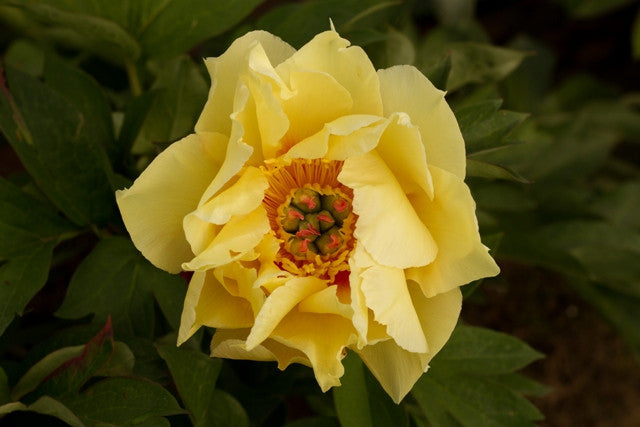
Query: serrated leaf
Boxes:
[
  {"xmin": 132, "ymin": 56, "xmax": 207, "ymax": 154},
  {"xmin": 61, "ymin": 377, "xmax": 184, "ymax": 425},
  {"xmin": 156, "ymin": 343, "xmax": 223, "ymax": 427},
  {"xmin": 455, "ymin": 100, "xmax": 528, "ymax": 153},
  {"xmin": 0, "ymin": 396, "xmax": 84, "ymax": 427},
  {"xmin": 334, "ymin": 352, "xmax": 408, "ymax": 427},
  {"xmin": 412, "ymin": 325, "xmax": 544, "ymax": 427},
  {"xmin": 0, "ymin": 65, "xmax": 116, "ymax": 226},
  {"xmin": 56, "ymin": 237, "xmax": 187, "ymax": 337}
]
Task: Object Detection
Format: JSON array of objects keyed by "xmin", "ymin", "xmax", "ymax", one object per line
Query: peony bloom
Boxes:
[{"xmin": 116, "ymin": 29, "xmax": 499, "ymax": 403}]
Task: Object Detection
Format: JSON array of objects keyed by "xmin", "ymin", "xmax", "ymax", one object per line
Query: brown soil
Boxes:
[{"xmin": 463, "ymin": 263, "xmax": 640, "ymax": 426}]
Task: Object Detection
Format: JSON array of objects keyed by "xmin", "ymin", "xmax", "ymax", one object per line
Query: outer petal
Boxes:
[
  {"xmin": 356, "ymin": 284, "xmax": 462, "ymax": 403},
  {"xmin": 245, "ymin": 276, "xmax": 326, "ymax": 349},
  {"xmin": 298, "ymin": 285, "xmax": 354, "ymax": 320},
  {"xmin": 276, "ymin": 30, "xmax": 383, "ymax": 117},
  {"xmin": 339, "ymin": 151, "xmax": 438, "ymax": 269},
  {"xmin": 177, "ymin": 271, "xmax": 255, "ymax": 345},
  {"xmin": 182, "ymin": 207, "xmax": 270, "ymax": 271},
  {"xmin": 116, "ymin": 132, "xmax": 226, "ymax": 273},
  {"xmin": 406, "ymin": 166, "xmax": 500, "ymax": 297},
  {"xmin": 210, "ymin": 329, "xmax": 311, "ymax": 370},
  {"xmin": 195, "ymin": 31, "xmax": 295, "ymax": 135},
  {"xmin": 378, "ymin": 65, "xmax": 466, "ymax": 179}
]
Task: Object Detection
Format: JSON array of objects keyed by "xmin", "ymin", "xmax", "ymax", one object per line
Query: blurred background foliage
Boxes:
[{"xmin": 0, "ymin": 0, "xmax": 639, "ymax": 425}]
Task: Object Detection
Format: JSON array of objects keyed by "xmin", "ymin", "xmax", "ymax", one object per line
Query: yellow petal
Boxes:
[
  {"xmin": 245, "ymin": 276, "xmax": 326, "ymax": 350},
  {"xmin": 377, "ymin": 112, "xmax": 434, "ymax": 199},
  {"xmin": 406, "ymin": 166, "xmax": 500, "ymax": 297},
  {"xmin": 354, "ymin": 246, "xmax": 427, "ymax": 353},
  {"xmin": 210, "ymin": 328, "xmax": 311, "ymax": 370},
  {"xmin": 378, "ymin": 65, "xmax": 466, "ymax": 179},
  {"xmin": 193, "ymin": 166, "xmax": 268, "ymax": 224},
  {"xmin": 116, "ymin": 132, "xmax": 226, "ymax": 273},
  {"xmin": 177, "ymin": 271, "xmax": 255, "ymax": 345},
  {"xmin": 271, "ymin": 311, "xmax": 357, "ymax": 391},
  {"xmin": 280, "ymin": 69, "xmax": 353, "ymax": 146},
  {"xmin": 284, "ymin": 114, "xmax": 386, "ymax": 161},
  {"xmin": 213, "ymin": 261, "xmax": 265, "ymax": 317},
  {"xmin": 355, "ymin": 284, "xmax": 462, "ymax": 403},
  {"xmin": 339, "ymin": 151, "xmax": 438, "ymax": 269},
  {"xmin": 356, "ymin": 340, "xmax": 429, "ymax": 404},
  {"xmin": 348, "ymin": 249, "xmax": 369, "ymax": 348},
  {"xmin": 277, "ymin": 30, "xmax": 383, "ymax": 117},
  {"xmin": 182, "ymin": 207, "xmax": 270, "ymax": 271},
  {"xmin": 298, "ymin": 285, "xmax": 354, "ymax": 319},
  {"xmin": 195, "ymin": 31, "xmax": 295, "ymax": 136}
]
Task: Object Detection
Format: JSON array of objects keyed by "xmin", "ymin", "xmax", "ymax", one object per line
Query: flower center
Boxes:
[{"xmin": 262, "ymin": 159, "xmax": 356, "ymax": 282}]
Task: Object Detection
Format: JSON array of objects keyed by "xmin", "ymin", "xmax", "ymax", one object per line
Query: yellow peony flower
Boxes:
[{"xmin": 116, "ymin": 29, "xmax": 499, "ymax": 403}]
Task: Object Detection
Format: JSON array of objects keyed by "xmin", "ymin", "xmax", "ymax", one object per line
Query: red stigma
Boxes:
[
  {"xmin": 328, "ymin": 234, "xmax": 341, "ymax": 248},
  {"xmin": 288, "ymin": 209, "xmax": 305, "ymax": 220},
  {"xmin": 333, "ymin": 198, "xmax": 348, "ymax": 212}
]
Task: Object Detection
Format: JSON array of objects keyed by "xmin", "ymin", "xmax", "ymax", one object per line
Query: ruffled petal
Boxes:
[
  {"xmin": 284, "ymin": 115, "xmax": 386, "ymax": 161},
  {"xmin": 406, "ymin": 166, "xmax": 500, "ymax": 297},
  {"xmin": 213, "ymin": 261, "xmax": 265, "ymax": 317},
  {"xmin": 298, "ymin": 285, "xmax": 353, "ymax": 319},
  {"xmin": 193, "ymin": 166, "xmax": 268, "ymax": 224},
  {"xmin": 245, "ymin": 276, "xmax": 326, "ymax": 349},
  {"xmin": 116, "ymin": 132, "xmax": 226, "ymax": 273},
  {"xmin": 177, "ymin": 271, "xmax": 255, "ymax": 345},
  {"xmin": 195, "ymin": 31, "xmax": 295, "ymax": 135},
  {"xmin": 210, "ymin": 329, "xmax": 311, "ymax": 370},
  {"xmin": 378, "ymin": 65, "xmax": 466, "ymax": 179},
  {"xmin": 276, "ymin": 30, "xmax": 383, "ymax": 116},
  {"xmin": 272, "ymin": 311, "xmax": 357, "ymax": 391},
  {"xmin": 353, "ymin": 246, "xmax": 427, "ymax": 353},
  {"xmin": 377, "ymin": 112, "xmax": 434, "ymax": 199},
  {"xmin": 182, "ymin": 207, "xmax": 270, "ymax": 271},
  {"xmin": 339, "ymin": 151, "xmax": 438, "ymax": 269}
]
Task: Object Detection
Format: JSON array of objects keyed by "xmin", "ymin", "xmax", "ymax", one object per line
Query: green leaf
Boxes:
[
  {"xmin": 156, "ymin": 343, "xmax": 223, "ymax": 426},
  {"xmin": 466, "ymin": 159, "xmax": 529, "ymax": 183},
  {"xmin": 56, "ymin": 237, "xmax": 187, "ymax": 337},
  {"xmin": 4, "ymin": 39, "xmax": 45, "ymax": 77},
  {"xmin": 132, "ymin": 56, "xmax": 207, "ymax": 154},
  {"xmin": 591, "ymin": 181, "xmax": 640, "ymax": 230},
  {"xmin": 432, "ymin": 326, "xmax": 543, "ymax": 376},
  {"xmin": 455, "ymin": 100, "xmax": 528, "ymax": 154},
  {"xmin": 633, "ymin": 9, "xmax": 640, "ymax": 60},
  {"xmin": 42, "ymin": 53, "xmax": 118, "ymax": 166},
  {"xmin": 0, "ymin": 242, "xmax": 56, "ymax": 337},
  {"xmin": 420, "ymin": 41, "xmax": 528, "ymax": 91},
  {"xmin": 206, "ymin": 389, "xmax": 251, "ymax": 427},
  {"xmin": 0, "ymin": 65, "xmax": 117, "ymax": 226},
  {"xmin": 0, "ymin": 367, "xmax": 9, "ymax": 405},
  {"xmin": 256, "ymin": 0, "xmax": 397, "ymax": 48},
  {"xmin": 10, "ymin": 318, "xmax": 116, "ymax": 401},
  {"xmin": 334, "ymin": 352, "xmax": 408, "ymax": 427},
  {"xmin": 285, "ymin": 417, "xmax": 340, "ymax": 427},
  {"xmin": 555, "ymin": 0, "xmax": 637, "ymax": 17},
  {"xmin": 136, "ymin": 0, "xmax": 265, "ymax": 59},
  {"xmin": 412, "ymin": 325, "xmax": 544, "ymax": 427},
  {"xmin": 0, "ymin": 396, "xmax": 84, "ymax": 427},
  {"xmin": 422, "ymin": 52, "xmax": 451, "ymax": 91},
  {"xmin": 61, "ymin": 377, "xmax": 184, "ymax": 425},
  {"xmin": 2, "ymin": 0, "xmax": 141, "ymax": 64}
]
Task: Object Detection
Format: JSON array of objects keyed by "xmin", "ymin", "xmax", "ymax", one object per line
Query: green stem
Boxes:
[{"xmin": 125, "ymin": 59, "xmax": 142, "ymax": 96}]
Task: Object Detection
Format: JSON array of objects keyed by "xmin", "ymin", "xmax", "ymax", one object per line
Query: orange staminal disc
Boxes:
[{"xmin": 262, "ymin": 158, "xmax": 356, "ymax": 282}]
